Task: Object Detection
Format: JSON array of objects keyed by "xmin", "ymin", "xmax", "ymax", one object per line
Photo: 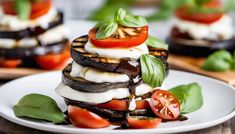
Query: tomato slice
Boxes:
[
  {"xmin": 35, "ymin": 48, "xmax": 70, "ymax": 70},
  {"xmin": 68, "ymin": 105, "xmax": 110, "ymax": 128},
  {"xmin": 96, "ymin": 99, "xmax": 150, "ymax": 111},
  {"xmin": 175, "ymin": 0, "xmax": 223, "ymax": 24},
  {"xmin": 127, "ymin": 116, "xmax": 161, "ymax": 129},
  {"xmin": 0, "ymin": 59, "xmax": 22, "ymax": 68},
  {"xmin": 150, "ymin": 89, "xmax": 180, "ymax": 120},
  {"xmin": 89, "ymin": 26, "xmax": 148, "ymax": 48},
  {"xmin": 1, "ymin": 0, "xmax": 52, "ymax": 19}
]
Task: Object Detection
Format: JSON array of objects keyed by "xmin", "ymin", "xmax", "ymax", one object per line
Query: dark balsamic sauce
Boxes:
[
  {"xmin": 162, "ymin": 115, "xmax": 188, "ymax": 123},
  {"xmin": 116, "ymin": 58, "xmax": 141, "ymax": 95}
]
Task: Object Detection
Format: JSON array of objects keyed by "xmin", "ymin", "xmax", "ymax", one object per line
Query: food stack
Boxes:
[
  {"xmin": 56, "ymin": 8, "xmax": 169, "ymax": 123},
  {"xmin": 0, "ymin": 0, "xmax": 69, "ymax": 69}
]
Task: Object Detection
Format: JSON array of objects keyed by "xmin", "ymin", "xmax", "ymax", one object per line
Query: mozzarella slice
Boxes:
[
  {"xmin": 55, "ymin": 82, "xmax": 153, "ymax": 104},
  {"xmin": 70, "ymin": 62, "xmax": 129, "ymax": 83},
  {"xmin": 0, "ymin": 25, "xmax": 68, "ymax": 48},
  {"xmin": 174, "ymin": 15, "xmax": 233, "ymax": 41},
  {"xmin": 84, "ymin": 40, "xmax": 149, "ymax": 60}
]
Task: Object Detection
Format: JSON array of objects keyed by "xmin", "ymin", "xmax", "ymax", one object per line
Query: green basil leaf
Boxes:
[
  {"xmin": 13, "ymin": 94, "xmax": 65, "ymax": 123},
  {"xmin": 115, "ymin": 8, "xmax": 126, "ymax": 21},
  {"xmin": 96, "ymin": 21, "xmax": 118, "ymax": 39},
  {"xmin": 118, "ymin": 14, "xmax": 148, "ymax": 27},
  {"xmin": 14, "ymin": 0, "xmax": 31, "ymax": 20},
  {"xmin": 140, "ymin": 54, "xmax": 166, "ymax": 88},
  {"xmin": 202, "ymin": 50, "xmax": 232, "ymax": 72},
  {"xmin": 169, "ymin": 83, "xmax": 203, "ymax": 114},
  {"xmin": 146, "ymin": 35, "xmax": 168, "ymax": 50}
]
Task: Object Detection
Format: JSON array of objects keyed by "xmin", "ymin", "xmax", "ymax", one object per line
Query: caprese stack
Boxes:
[
  {"xmin": 167, "ymin": 0, "xmax": 235, "ymax": 57},
  {"xmin": 56, "ymin": 9, "xmax": 180, "ymax": 129},
  {"xmin": 0, "ymin": 0, "xmax": 69, "ymax": 69}
]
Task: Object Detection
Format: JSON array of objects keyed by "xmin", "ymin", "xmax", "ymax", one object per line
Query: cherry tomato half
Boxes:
[
  {"xmin": 89, "ymin": 26, "xmax": 148, "ymax": 48},
  {"xmin": 1, "ymin": 0, "xmax": 52, "ymax": 19},
  {"xmin": 34, "ymin": 48, "xmax": 70, "ymax": 70},
  {"xmin": 175, "ymin": 0, "xmax": 223, "ymax": 24},
  {"xmin": 0, "ymin": 59, "xmax": 22, "ymax": 68},
  {"xmin": 96, "ymin": 99, "xmax": 150, "ymax": 111},
  {"xmin": 127, "ymin": 116, "xmax": 162, "ymax": 129},
  {"xmin": 150, "ymin": 89, "xmax": 180, "ymax": 120},
  {"xmin": 68, "ymin": 105, "xmax": 110, "ymax": 128}
]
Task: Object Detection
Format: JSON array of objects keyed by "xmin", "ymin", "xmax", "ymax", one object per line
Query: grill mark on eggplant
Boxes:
[
  {"xmin": 0, "ymin": 11, "xmax": 64, "ymax": 40},
  {"xmin": 62, "ymin": 64, "xmax": 130, "ymax": 93},
  {"xmin": 64, "ymin": 98, "xmax": 154, "ymax": 121},
  {"xmin": 0, "ymin": 39, "xmax": 69, "ymax": 58}
]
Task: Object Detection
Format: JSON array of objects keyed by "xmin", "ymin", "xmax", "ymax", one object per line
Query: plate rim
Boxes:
[{"xmin": 0, "ymin": 70, "xmax": 235, "ymax": 134}]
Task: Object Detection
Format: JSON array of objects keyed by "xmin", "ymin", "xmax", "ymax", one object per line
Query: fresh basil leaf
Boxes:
[
  {"xmin": 202, "ymin": 50, "xmax": 232, "ymax": 72},
  {"xmin": 140, "ymin": 54, "xmax": 166, "ymax": 88},
  {"xmin": 115, "ymin": 8, "xmax": 126, "ymax": 21},
  {"xmin": 13, "ymin": 94, "xmax": 65, "ymax": 124},
  {"xmin": 169, "ymin": 83, "xmax": 203, "ymax": 114},
  {"xmin": 118, "ymin": 14, "xmax": 148, "ymax": 27},
  {"xmin": 146, "ymin": 35, "xmax": 168, "ymax": 50},
  {"xmin": 96, "ymin": 21, "xmax": 118, "ymax": 39},
  {"xmin": 14, "ymin": 0, "xmax": 31, "ymax": 20}
]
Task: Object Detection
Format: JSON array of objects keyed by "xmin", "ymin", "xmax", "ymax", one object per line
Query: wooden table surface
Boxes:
[{"xmin": 0, "ymin": 80, "xmax": 234, "ymax": 134}]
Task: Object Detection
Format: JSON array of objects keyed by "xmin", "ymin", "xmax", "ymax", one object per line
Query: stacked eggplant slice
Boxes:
[{"xmin": 0, "ymin": 0, "xmax": 69, "ymax": 69}]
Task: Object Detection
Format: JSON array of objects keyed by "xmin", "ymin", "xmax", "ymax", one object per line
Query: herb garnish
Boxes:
[
  {"xmin": 169, "ymin": 83, "xmax": 203, "ymax": 114},
  {"xmin": 146, "ymin": 35, "xmax": 168, "ymax": 50},
  {"xmin": 95, "ymin": 8, "xmax": 148, "ymax": 39},
  {"xmin": 13, "ymin": 94, "xmax": 65, "ymax": 123},
  {"xmin": 202, "ymin": 50, "xmax": 235, "ymax": 72},
  {"xmin": 140, "ymin": 54, "xmax": 166, "ymax": 88}
]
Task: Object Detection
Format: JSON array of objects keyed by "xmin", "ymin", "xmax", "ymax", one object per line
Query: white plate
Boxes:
[{"xmin": 0, "ymin": 70, "xmax": 235, "ymax": 134}]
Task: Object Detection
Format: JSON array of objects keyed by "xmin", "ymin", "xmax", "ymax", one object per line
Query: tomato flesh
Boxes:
[
  {"xmin": 150, "ymin": 89, "xmax": 180, "ymax": 120},
  {"xmin": 0, "ymin": 59, "xmax": 22, "ymax": 68},
  {"xmin": 1, "ymin": 0, "xmax": 52, "ymax": 19},
  {"xmin": 127, "ymin": 116, "xmax": 161, "ymax": 129},
  {"xmin": 35, "ymin": 48, "xmax": 70, "ymax": 70},
  {"xmin": 175, "ymin": 0, "xmax": 223, "ymax": 24},
  {"xmin": 96, "ymin": 99, "xmax": 150, "ymax": 111},
  {"xmin": 68, "ymin": 105, "xmax": 110, "ymax": 128},
  {"xmin": 89, "ymin": 26, "xmax": 148, "ymax": 48}
]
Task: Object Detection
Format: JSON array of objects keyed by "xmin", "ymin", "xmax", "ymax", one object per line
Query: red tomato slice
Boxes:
[
  {"xmin": 96, "ymin": 99, "xmax": 150, "ymax": 111},
  {"xmin": 0, "ymin": 59, "xmax": 22, "ymax": 68},
  {"xmin": 89, "ymin": 26, "xmax": 148, "ymax": 48},
  {"xmin": 68, "ymin": 105, "xmax": 110, "ymax": 128},
  {"xmin": 175, "ymin": 0, "xmax": 223, "ymax": 24},
  {"xmin": 127, "ymin": 116, "xmax": 162, "ymax": 129},
  {"xmin": 35, "ymin": 48, "xmax": 70, "ymax": 70},
  {"xmin": 1, "ymin": 0, "xmax": 52, "ymax": 19},
  {"xmin": 150, "ymin": 89, "xmax": 180, "ymax": 120}
]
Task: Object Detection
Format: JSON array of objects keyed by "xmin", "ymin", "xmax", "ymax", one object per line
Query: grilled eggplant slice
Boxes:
[
  {"xmin": 0, "ymin": 11, "xmax": 64, "ymax": 40},
  {"xmin": 71, "ymin": 35, "xmax": 168, "ymax": 75},
  {"xmin": 64, "ymin": 98, "xmax": 153, "ymax": 121},
  {"xmin": 167, "ymin": 27, "xmax": 235, "ymax": 57},
  {"xmin": 62, "ymin": 64, "xmax": 130, "ymax": 93},
  {"xmin": 0, "ymin": 39, "xmax": 69, "ymax": 59}
]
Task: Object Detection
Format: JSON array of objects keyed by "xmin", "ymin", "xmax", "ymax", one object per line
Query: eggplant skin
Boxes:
[
  {"xmin": 0, "ymin": 11, "xmax": 64, "ymax": 40},
  {"xmin": 166, "ymin": 36, "xmax": 235, "ymax": 57},
  {"xmin": 62, "ymin": 64, "xmax": 130, "ymax": 93},
  {"xmin": 0, "ymin": 39, "xmax": 69, "ymax": 59},
  {"xmin": 64, "ymin": 98, "xmax": 153, "ymax": 122}
]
